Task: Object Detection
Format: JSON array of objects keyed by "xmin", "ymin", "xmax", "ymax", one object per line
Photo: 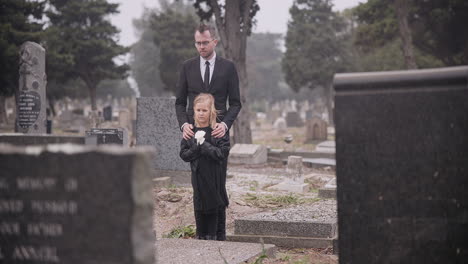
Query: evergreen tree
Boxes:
[
  {"xmin": 45, "ymin": 0, "xmax": 129, "ymax": 111},
  {"xmin": 246, "ymin": 33, "xmax": 285, "ymax": 102},
  {"xmin": 0, "ymin": 0, "xmax": 45, "ymax": 123},
  {"xmin": 150, "ymin": 0, "xmax": 198, "ymax": 94},
  {"xmin": 354, "ymin": 0, "xmax": 468, "ymax": 67},
  {"xmin": 282, "ymin": 0, "xmax": 349, "ymax": 124},
  {"xmin": 130, "ymin": 7, "xmax": 165, "ymax": 97}
]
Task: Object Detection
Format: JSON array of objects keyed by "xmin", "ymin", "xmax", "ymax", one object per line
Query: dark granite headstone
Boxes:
[
  {"xmin": 334, "ymin": 66, "xmax": 468, "ymax": 263},
  {"xmin": 0, "ymin": 144, "xmax": 156, "ymax": 263},
  {"xmin": 85, "ymin": 128, "xmax": 128, "ymax": 146},
  {"xmin": 285, "ymin": 111, "xmax": 303, "ymax": 127},
  {"xmin": 103, "ymin": 105, "xmax": 112, "ymax": 121}
]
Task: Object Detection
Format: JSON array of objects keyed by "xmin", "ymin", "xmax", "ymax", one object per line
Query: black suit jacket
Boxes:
[{"xmin": 175, "ymin": 55, "xmax": 242, "ymax": 129}]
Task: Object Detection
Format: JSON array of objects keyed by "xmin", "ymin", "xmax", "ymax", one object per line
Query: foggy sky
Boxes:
[{"xmin": 110, "ymin": 0, "xmax": 363, "ymax": 46}]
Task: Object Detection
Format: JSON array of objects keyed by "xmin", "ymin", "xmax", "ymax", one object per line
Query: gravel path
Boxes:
[{"xmin": 241, "ymin": 199, "xmax": 337, "ymax": 222}]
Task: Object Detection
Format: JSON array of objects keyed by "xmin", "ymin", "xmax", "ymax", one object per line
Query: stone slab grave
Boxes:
[
  {"xmin": 267, "ymin": 156, "xmax": 309, "ymax": 193},
  {"xmin": 16, "ymin": 42, "xmax": 47, "ymax": 134},
  {"xmin": 315, "ymin": 140, "xmax": 335, "ymax": 153},
  {"xmin": 318, "ymin": 178, "xmax": 336, "ymax": 199},
  {"xmin": 85, "ymin": 128, "xmax": 129, "ymax": 146},
  {"xmin": 157, "ymin": 238, "xmax": 276, "ymax": 264},
  {"xmin": 334, "ymin": 66, "xmax": 468, "ymax": 263},
  {"xmin": 0, "ymin": 143, "xmax": 156, "ymax": 264},
  {"xmin": 137, "ymin": 97, "xmax": 190, "ymax": 185},
  {"xmin": 0, "ymin": 133, "xmax": 85, "ymax": 146},
  {"xmin": 302, "ymin": 158, "xmax": 336, "ymax": 169},
  {"xmin": 228, "ymin": 199, "xmax": 337, "ymax": 249},
  {"xmin": 267, "ymin": 149, "xmax": 335, "ymax": 163},
  {"xmin": 229, "ymin": 144, "xmax": 267, "ymax": 164}
]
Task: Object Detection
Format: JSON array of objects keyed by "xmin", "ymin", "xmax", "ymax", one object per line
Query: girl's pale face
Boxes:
[{"xmin": 194, "ymin": 102, "xmax": 210, "ymax": 127}]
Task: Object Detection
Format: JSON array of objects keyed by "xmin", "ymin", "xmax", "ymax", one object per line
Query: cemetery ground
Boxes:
[{"xmin": 154, "ymin": 162, "xmax": 338, "ymax": 264}]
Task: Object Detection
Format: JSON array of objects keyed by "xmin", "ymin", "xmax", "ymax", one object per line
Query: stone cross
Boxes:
[{"xmin": 16, "ymin": 42, "xmax": 47, "ymax": 134}]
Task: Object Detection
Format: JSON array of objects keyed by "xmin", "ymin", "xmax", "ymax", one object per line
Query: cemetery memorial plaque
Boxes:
[
  {"xmin": 0, "ymin": 144, "xmax": 156, "ymax": 264},
  {"xmin": 85, "ymin": 128, "xmax": 127, "ymax": 146},
  {"xmin": 334, "ymin": 66, "xmax": 468, "ymax": 263},
  {"xmin": 17, "ymin": 91, "xmax": 41, "ymax": 130}
]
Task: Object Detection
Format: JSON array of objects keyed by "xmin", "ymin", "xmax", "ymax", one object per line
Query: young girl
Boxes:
[{"xmin": 179, "ymin": 93, "xmax": 230, "ymax": 240}]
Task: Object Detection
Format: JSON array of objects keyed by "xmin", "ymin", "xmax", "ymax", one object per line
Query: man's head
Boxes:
[{"xmin": 194, "ymin": 24, "xmax": 218, "ymax": 60}]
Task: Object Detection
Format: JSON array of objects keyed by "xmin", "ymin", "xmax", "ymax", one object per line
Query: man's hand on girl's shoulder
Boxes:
[
  {"xmin": 212, "ymin": 122, "xmax": 226, "ymax": 138},
  {"xmin": 182, "ymin": 123, "xmax": 195, "ymax": 140}
]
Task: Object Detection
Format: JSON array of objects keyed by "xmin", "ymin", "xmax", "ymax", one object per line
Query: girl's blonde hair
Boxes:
[{"xmin": 193, "ymin": 93, "xmax": 218, "ymax": 129}]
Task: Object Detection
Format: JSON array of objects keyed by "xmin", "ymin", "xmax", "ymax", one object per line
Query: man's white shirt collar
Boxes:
[{"xmin": 200, "ymin": 52, "xmax": 216, "ymax": 67}]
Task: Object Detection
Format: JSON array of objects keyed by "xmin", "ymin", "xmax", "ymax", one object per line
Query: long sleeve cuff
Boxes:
[{"xmin": 181, "ymin": 122, "xmax": 189, "ymax": 132}]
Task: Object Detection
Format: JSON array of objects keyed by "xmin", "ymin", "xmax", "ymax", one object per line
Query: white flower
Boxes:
[{"xmin": 194, "ymin": 130, "xmax": 206, "ymax": 145}]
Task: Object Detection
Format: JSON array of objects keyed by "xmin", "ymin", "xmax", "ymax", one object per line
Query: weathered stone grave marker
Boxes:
[
  {"xmin": 305, "ymin": 117, "xmax": 328, "ymax": 141},
  {"xmin": 0, "ymin": 144, "xmax": 156, "ymax": 263},
  {"xmin": 334, "ymin": 66, "xmax": 468, "ymax": 263},
  {"xmin": 136, "ymin": 97, "xmax": 190, "ymax": 185},
  {"xmin": 16, "ymin": 42, "xmax": 47, "ymax": 134},
  {"xmin": 267, "ymin": 155, "xmax": 309, "ymax": 193}
]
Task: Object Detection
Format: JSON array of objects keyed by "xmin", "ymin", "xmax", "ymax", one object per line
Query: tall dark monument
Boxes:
[{"xmin": 334, "ymin": 66, "xmax": 468, "ymax": 263}]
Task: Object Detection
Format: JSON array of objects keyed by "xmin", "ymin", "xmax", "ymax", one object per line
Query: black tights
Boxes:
[{"xmin": 194, "ymin": 206, "xmax": 226, "ymax": 241}]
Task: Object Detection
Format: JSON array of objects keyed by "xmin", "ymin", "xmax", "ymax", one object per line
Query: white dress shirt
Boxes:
[{"xmin": 200, "ymin": 52, "xmax": 216, "ymax": 84}]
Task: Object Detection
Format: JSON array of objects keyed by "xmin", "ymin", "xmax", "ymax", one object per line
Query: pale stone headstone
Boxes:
[
  {"xmin": 119, "ymin": 109, "xmax": 131, "ymax": 131},
  {"xmin": 16, "ymin": 42, "xmax": 46, "ymax": 134},
  {"xmin": 267, "ymin": 155, "xmax": 309, "ymax": 193},
  {"xmin": 273, "ymin": 117, "xmax": 287, "ymax": 133},
  {"xmin": 0, "ymin": 144, "xmax": 156, "ymax": 263},
  {"xmin": 229, "ymin": 144, "xmax": 267, "ymax": 164}
]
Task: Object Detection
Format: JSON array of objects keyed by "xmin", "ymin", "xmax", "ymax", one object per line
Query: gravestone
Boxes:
[
  {"xmin": 229, "ymin": 144, "xmax": 267, "ymax": 164},
  {"xmin": 85, "ymin": 128, "xmax": 128, "ymax": 146},
  {"xmin": 267, "ymin": 155, "xmax": 309, "ymax": 193},
  {"xmin": 273, "ymin": 117, "xmax": 287, "ymax": 133},
  {"xmin": 16, "ymin": 42, "xmax": 47, "ymax": 134},
  {"xmin": 0, "ymin": 144, "xmax": 156, "ymax": 263},
  {"xmin": 334, "ymin": 66, "xmax": 468, "ymax": 263},
  {"xmin": 285, "ymin": 111, "xmax": 303, "ymax": 127},
  {"xmin": 103, "ymin": 105, "xmax": 112, "ymax": 121},
  {"xmin": 305, "ymin": 117, "xmax": 328, "ymax": 141},
  {"xmin": 119, "ymin": 109, "xmax": 131, "ymax": 131},
  {"xmin": 136, "ymin": 97, "xmax": 190, "ymax": 185}
]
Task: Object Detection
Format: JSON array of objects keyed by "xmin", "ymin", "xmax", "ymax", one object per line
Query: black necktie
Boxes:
[{"xmin": 204, "ymin": 61, "xmax": 210, "ymax": 89}]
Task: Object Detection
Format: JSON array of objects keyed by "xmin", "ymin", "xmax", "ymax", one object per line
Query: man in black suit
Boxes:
[{"xmin": 175, "ymin": 24, "xmax": 241, "ymax": 140}]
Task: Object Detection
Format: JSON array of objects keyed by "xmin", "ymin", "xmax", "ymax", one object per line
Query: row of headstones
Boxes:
[{"xmin": 12, "ymin": 41, "xmax": 135, "ymax": 135}]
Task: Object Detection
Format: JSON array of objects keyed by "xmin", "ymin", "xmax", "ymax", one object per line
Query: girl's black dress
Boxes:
[{"xmin": 179, "ymin": 126, "xmax": 230, "ymax": 240}]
